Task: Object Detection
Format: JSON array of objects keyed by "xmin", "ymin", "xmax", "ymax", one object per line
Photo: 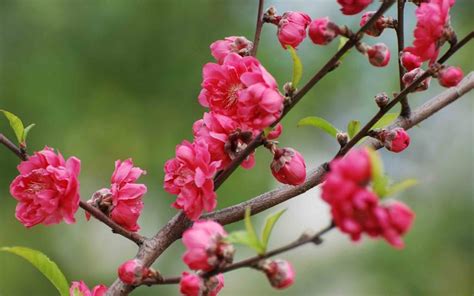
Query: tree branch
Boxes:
[
  {"xmin": 396, "ymin": 0, "xmax": 410, "ymax": 117},
  {"xmin": 250, "ymin": 0, "xmax": 265, "ymax": 57},
  {"xmin": 0, "ymin": 133, "xmax": 28, "ymax": 161}
]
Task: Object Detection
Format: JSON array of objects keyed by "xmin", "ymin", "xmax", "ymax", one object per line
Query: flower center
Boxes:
[{"xmin": 225, "ymin": 84, "xmax": 243, "ymax": 109}]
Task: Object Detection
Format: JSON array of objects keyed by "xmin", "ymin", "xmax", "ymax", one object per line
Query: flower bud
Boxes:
[
  {"xmin": 378, "ymin": 128, "xmax": 410, "ymax": 153},
  {"xmin": 210, "ymin": 36, "xmax": 253, "ymax": 64},
  {"xmin": 260, "ymin": 259, "xmax": 295, "ymax": 289},
  {"xmin": 271, "ymin": 148, "xmax": 306, "ymax": 185},
  {"xmin": 400, "ymin": 51, "xmax": 422, "ymax": 71},
  {"xmin": 367, "ymin": 43, "xmax": 390, "ymax": 67},
  {"xmin": 308, "ymin": 17, "xmax": 340, "ymax": 45},
  {"xmin": 336, "ymin": 132, "xmax": 349, "ymax": 147},
  {"xmin": 277, "ymin": 12, "xmax": 311, "ymax": 48},
  {"xmin": 179, "ymin": 272, "xmax": 224, "ymax": 296},
  {"xmin": 337, "ymin": 0, "xmax": 374, "ymax": 15},
  {"xmin": 118, "ymin": 259, "xmax": 149, "ymax": 285},
  {"xmin": 360, "ymin": 11, "xmax": 387, "ymax": 37},
  {"xmin": 438, "ymin": 66, "xmax": 463, "ymax": 87},
  {"xmin": 374, "ymin": 92, "xmax": 389, "ymax": 108},
  {"xmin": 402, "ymin": 68, "xmax": 431, "ymax": 92},
  {"xmin": 267, "ymin": 124, "xmax": 283, "ymax": 140}
]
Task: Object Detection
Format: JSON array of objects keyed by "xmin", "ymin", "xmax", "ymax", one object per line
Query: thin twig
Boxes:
[
  {"xmin": 0, "ymin": 133, "xmax": 27, "ymax": 161},
  {"xmin": 250, "ymin": 0, "xmax": 265, "ymax": 57},
  {"xmin": 397, "ymin": 0, "xmax": 411, "ymax": 117}
]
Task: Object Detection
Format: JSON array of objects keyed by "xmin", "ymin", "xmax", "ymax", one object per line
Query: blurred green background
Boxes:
[{"xmin": 0, "ymin": 0, "xmax": 473, "ymax": 295}]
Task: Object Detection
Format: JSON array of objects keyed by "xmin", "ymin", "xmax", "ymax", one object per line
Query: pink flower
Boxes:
[
  {"xmin": 118, "ymin": 259, "xmax": 150, "ymax": 285},
  {"xmin": 379, "ymin": 128, "xmax": 411, "ymax": 153},
  {"xmin": 360, "ymin": 11, "xmax": 387, "ymax": 37},
  {"xmin": 271, "ymin": 148, "xmax": 306, "ymax": 185},
  {"xmin": 277, "ymin": 12, "xmax": 311, "ymax": 48},
  {"xmin": 405, "ymin": 0, "xmax": 455, "ymax": 63},
  {"xmin": 164, "ymin": 140, "xmax": 221, "ymax": 220},
  {"xmin": 402, "ymin": 68, "xmax": 431, "ymax": 92},
  {"xmin": 182, "ymin": 220, "xmax": 234, "ymax": 271},
  {"xmin": 10, "ymin": 147, "xmax": 81, "ymax": 227},
  {"xmin": 109, "ymin": 159, "xmax": 147, "ymax": 232},
  {"xmin": 179, "ymin": 272, "xmax": 224, "ymax": 296},
  {"xmin": 69, "ymin": 281, "xmax": 107, "ymax": 296},
  {"xmin": 367, "ymin": 43, "xmax": 390, "ymax": 67},
  {"xmin": 321, "ymin": 148, "xmax": 415, "ymax": 248},
  {"xmin": 438, "ymin": 66, "xmax": 463, "ymax": 87},
  {"xmin": 261, "ymin": 259, "xmax": 295, "ymax": 289},
  {"xmin": 193, "ymin": 112, "xmax": 256, "ymax": 170},
  {"xmin": 210, "ymin": 36, "xmax": 253, "ymax": 64},
  {"xmin": 337, "ymin": 0, "xmax": 373, "ymax": 15},
  {"xmin": 198, "ymin": 53, "xmax": 284, "ymax": 130},
  {"xmin": 308, "ymin": 17, "xmax": 340, "ymax": 45},
  {"xmin": 400, "ymin": 51, "xmax": 423, "ymax": 71}
]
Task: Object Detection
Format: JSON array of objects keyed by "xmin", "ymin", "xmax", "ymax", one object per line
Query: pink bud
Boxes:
[
  {"xmin": 337, "ymin": 0, "xmax": 374, "ymax": 15},
  {"xmin": 179, "ymin": 272, "xmax": 224, "ymax": 296},
  {"xmin": 438, "ymin": 66, "xmax": 463, "ymax": 87},
  {"xmin": 277, "ymin": 11, "xmax": 311, "ymax": 49},
  {"xmin": 70, "ymin": 281, "xmax": 107, "ymax": 296},
  {"xmin": 118, "ymin": 259, "xmax": 149, "ymax": 285},
  {"xmin": 267, "ymin": 124, "xmax": 283, "ymax": 140},
  {"xmin": 402, "ymin": 68, "xmax": 431, "ymax": 92},
  {"xmin": 400, "ymin": 51, "xmax": 422, "ymax": 71},
  {"xmin": 308, "ymin": 17, "xmax": 340, "ymax": 45},
  {"xmin": 360, "ymin": 11, "xmax": 386, "ymax": 37},
  {"xmin": 210, "ymin": 36, "xmax": 253, "ymax": 64},
  {"xmin": 380, "ymin": 128, "xmax": 410, "ymax": 153},
  {"xmin": 367, "ymin": 43, "xmax": 390, "ymax": 67},
  {"xmin": 261, "ymin": 259, "xmax": 295, "ymax": 289},
  {"xmin": 271, "ymin": 148, "xmax": 306, "ymax": 185}
]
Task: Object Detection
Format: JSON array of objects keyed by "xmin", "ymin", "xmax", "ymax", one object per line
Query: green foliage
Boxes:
[
  {"xmin": 226, "ymin": 208, "xmax": 286, "ymax": 254},
  {"xmin": 338, "ymin": 36, "xmax": 350, "ymax": 61},
  {"xmin": 297, "ymin": 116, "xmax": 339, "ymax": 138},
  {"xmin": 347, "ymin": 120, "xmax": 361, "ymax": 139},
  {"xmin": 373, "ymin": 113, "xmax": 398, "ymax": 129},
  {"xmin": 386, "ymin": 179, "xmax": 418, "ymax": 196},
  {"xmin": 1, "ymin": 247, "xmax": 69, "ymax": 296},
  {"xmin": 287, "ymin": 45, "xmax": 303, "ymax": 87},
  {"xmin": 0, "ymin": 110, "xmax": 34, "ymax": 145}
]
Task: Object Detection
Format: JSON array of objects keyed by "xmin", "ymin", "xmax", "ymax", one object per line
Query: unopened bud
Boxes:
[
  {"xmin": 402, "ymin": 68, "xmax": 431, "ymax": 92},
  {"xmin": 259, "ymin": 259, "xmax": 295, "ymax": 290},
  {"xmin": 438, "ymin": 66, "xmax": 463, "ymax": 88},
  {"xmin": 374, "ymin": 92, "xmax": 389, "ymax": 108},
  {"xmin": 336, "ymin": 132, "xmax": 349, "ymax": 146},
  {"xmin": 377, "ymin": 128, "xmax": 410, "ymax": 153},
  {"xmin": 271, "ymin": 148, "xmax": 306, "ymax": 185},
  {"xmin": 308, "ymin": 17, "xmax": 340, "ymax": 45},
  {"xmin": 118, "ymin": 259, "xmax": 150, "ymax": 285},
  {"xmin": 367, "ymin": 43, "xmax": 390, "ymax": 67}
]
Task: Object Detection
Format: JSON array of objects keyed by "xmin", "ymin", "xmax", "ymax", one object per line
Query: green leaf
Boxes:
[
  {"xmin": 1, "ymin": 246, "xmax": 69, "ymax": 296},
  {"xmin": 23, "ymin": 123, "xmax": 35, "ymax": 143},
  {"xmin": 244, "ymin": 207, "xmax": 264, "ymax": 253},
  {"xmin": 1, "ymin": 110, "xmax": 25, "ymax": 144},
  {"xmin": 386, "ymin": 179, "xmax": 418, "ymax": 196},
  {"xmin": 373, "ymin": 113, "xmax": 398, "ymax": 129},
  {"xmin": 347, "ymin": 120, "xmax": 361, "ymax": 139},
  {"xmin": 286, "ymin": 45, "xmax": 303, "ymax": 87},
  {"xmin": 338, "ymin": 36, "xmax": 350, "ymax": 61},
  {"xmin": 367, "ymin": 149, "xmax": 389, "ymax": 198},
  {"xmin": 226, "ymin": 231, "xmax": 257, "ymax": 246},
  {"xmin": 297, "ymin": 116, "xmax": 339, "ymax": 138},
  {"xmin": 261, "ymin": 209, "xmax": 286, "ymax": 252}
]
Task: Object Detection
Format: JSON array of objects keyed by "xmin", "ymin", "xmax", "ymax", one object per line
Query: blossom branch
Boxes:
[
  {"xmin": 396, "ymin": 0, "xmax": 410, "ymax": 117},
  {"xmin": 0, "ymin": 136, "xmax": 145, "ymax": 246},
  {"xmin": 250, "ymin": 0, "xmax": 265, "ymax": 57},
  {"xmin": 213, "ymin": 0, "xmax": 396, "ymax": 189},
  {"xmin": 79, "ymin": 200, "xmax": 146, "ymax": 246}
]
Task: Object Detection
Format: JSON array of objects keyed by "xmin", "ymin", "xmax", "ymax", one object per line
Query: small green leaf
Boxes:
[
  {"xmin": 297, "ymin": 116, "xmax": 339, "ymax": 138},
  {"xmin": 1, "ymin": 110, "xmax": 25, "ymax": 144},
  {"xmin": 226, "ymin": 231, "xmax": 256, "ymax": 246},
  {"xmin": 1, "ymin": 246, "xmax": 69, "ymax": 296},
  {"xmin": 244, "ymin": 207, "xmax": 264, "ymax": 253},
  {"xmin": 386, "ymin": 179, "xmax": 418, "ymax": 196},
  {"xmin": 287, "ymin": 45, "xmax": 303, "ymax": 87},
  {"xmin": 347, "ymin": 120, "xmax": 361, "ymax": 139},
  {"xmin": 367, "ymin": 149, "xmax": 389, "ymax": 198},
  {"xmin": 263, "ymin": 127, "xmax": 272, "ymax": 137},
  {"xmin": 373, "ymin": 113, "xmax": 398, "ymax": 129},
  {"xmin": 261, "ymin": 209, "xmax": 286, "ymax": 252},
  {"xmin": 338, "ymin": 36, "xmax": 350, "ymax": 61},
  {"xmin": 23, "ymin": 123, "xmax": 35, "ymax": 143}
]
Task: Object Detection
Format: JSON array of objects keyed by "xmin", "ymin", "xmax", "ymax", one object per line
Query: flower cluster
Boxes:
[
  {"xmin": 10, "ymin": 147, "xmax": 81, "ymax": 227},
  {"xmin": 87, "ymin": 159, "xmax": 147, "ymax": 232},
  {"xmin": 322, "ymin": 149, "xmax": 415, "ymax": 248},
  {"xmin": 179, "ymin": 221, "xmax": 231, "ymax": 295},
  {"xmin": 69, "ymin": 281, "xmax": 107, "ymax": 296}
]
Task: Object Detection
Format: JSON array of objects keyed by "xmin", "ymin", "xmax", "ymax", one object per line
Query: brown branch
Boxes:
[
  {"xmin": 396, "ymin": 0, "xmax": 410, "ymax": 117},
  {"xmin": 79, "ymin": 201, "xmax": 146, "ymax": 246},
  {"xmin": 250, "ymin": 0, "xmax": 265, "ymax": 57},
  {"xmin": 0, "ymin": 133, "xmax": 28, "ymax": 161}
]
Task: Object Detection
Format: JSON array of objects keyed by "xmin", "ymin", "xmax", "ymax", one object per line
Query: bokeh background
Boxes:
[{"xmin": 0, "ymin": 0, "xmax": 473, "ymax": 295}]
